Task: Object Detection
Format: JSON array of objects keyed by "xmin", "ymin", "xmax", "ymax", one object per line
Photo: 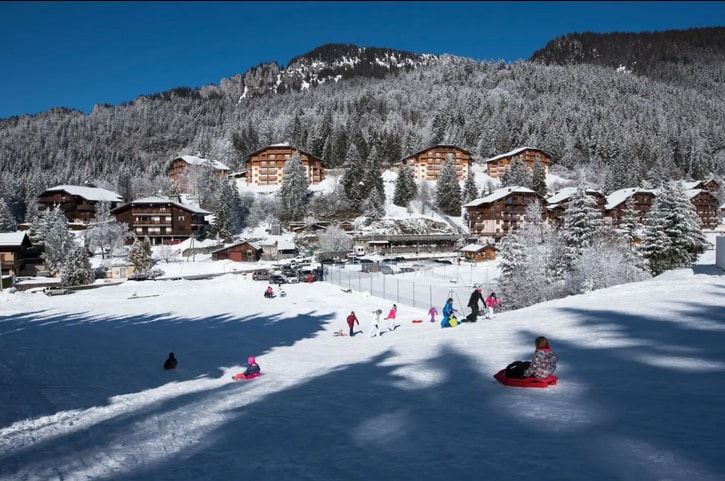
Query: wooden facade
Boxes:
[
  {"xmin": 605, "ymin": 188, "xmax": 657, "ymax": 226},
  {"xmin": 0, "ymin": 232, "xmax": 32, "ymax": 276},
  {"xmin": 459, "ymin": 243, "xmax": 498, "ymax": 262},
  {"xmin": 400, "ymin": 144, "xmax": 472, "ymax": 181},
  {"xmin": 210, "ymin": 241, "xmax": 262, "ymax": 262},
  {"xmin": 37, "ymin": 185, "xmax": 123, "ymax": 224},
  {"xmin": 110, "ymin": 196, "xmax": 210, "ymax": 245},
  {"xmin": 546, "ymin": 187, "xmax": 608, "ymax": 227},
  {"xmin": 687, "ymin": 189, "xmax": 720, "ymax": 229},
  {"xmin": 484, "ymin": 147, "xmax": 551, "ymax": 179},
  {"xmin": 464, "ymin": 186, "xmax": 547, "ymax": 244},
  {"xmin": 246, "ymin": 144, "xmax": 325, "ymax": 186},
  {"xmin": 353, "ymin": 234, "xmax": 478, "ymax": 256},
  {"xmin": 167, "ymin": 155, "xmax": 231, "ymax": 193},
  {"xmin": 683, "ymin": 179, "xmax": 720, "ymax": 194}
]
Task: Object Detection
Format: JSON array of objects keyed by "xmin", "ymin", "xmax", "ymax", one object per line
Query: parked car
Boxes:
[
  {"xmin": 252, "ymin": 269, "xmax": 270, "ymax": 281},
  {"xmin": 269, "ymin": 274, "xmax": 292, "ymax": 285},
  {"xmin": 44, "ymin": 286, "xmax": 73, "ymax": 296}
]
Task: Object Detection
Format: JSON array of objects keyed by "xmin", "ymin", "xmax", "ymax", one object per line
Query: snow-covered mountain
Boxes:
[{"xmin": 217, "ymin": 44, "xmax": 439, "ymax": 101}]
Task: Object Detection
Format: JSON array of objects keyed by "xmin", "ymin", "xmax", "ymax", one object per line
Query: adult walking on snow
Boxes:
[
  {"xmin": 384, "ymin": 304, "xmax": 398, "ymax": 331},
  {"xmin": 466, "ymin": 287, "xmax": 484, "ymax": 322},
  {"xmin": 346, "ymin": 311, "xmax": 360, "ymax": 337},
  {"xmin": 370, "ymin": 309, "xmax": 382, "ymax": 338},
  {"xmin": 485, "ymin": 292, "xmax": 500, "ymax": 319}
]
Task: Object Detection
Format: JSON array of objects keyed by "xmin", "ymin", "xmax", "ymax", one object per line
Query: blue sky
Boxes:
[{"xmin": 1, "ymin": 1, "xmax": 722, "ymax": 119}]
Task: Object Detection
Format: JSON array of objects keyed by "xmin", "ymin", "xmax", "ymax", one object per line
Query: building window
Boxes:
[{"xmin": 178, "ymin": 215, "xmax": 185, "ymax": 221}]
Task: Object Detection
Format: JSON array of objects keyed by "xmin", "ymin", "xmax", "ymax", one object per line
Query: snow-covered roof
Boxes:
[
  {"xmin": 124, "ymin": 195, "xmax": 211, "ymax": 214},
  {"xmin": 0, "ymin": 231, "xmax": 28, "ymax": 247},
  {"xmin": 547, "ymin": 187, "xmax": 603, "ymax": 205},
  {"xmin": 682, "ymin": 181, "xmax": 702, "ymax": 190},
  {"xmin": 605, "ymin": 188, "xmax": 656, "ymax": 210},
  {"xmin": 463, "ymin": 186, "xmax": 536, "ymax": 207},
  {"xmin": 178, "ymin": 155, "xmax": 230, "ymax": 171},
  {"xmin": 44, "ymin": 185, "xmax": 123, "ymax": 202},
  {"xmin": 269, "ymin": 142, "xmax": 291, "ymax": 147},
  {"xmin": 460, "ymin": 243, "xmax": 486, "ymax": 252},
  {"xmin": 483, "ymin": 147, "xmax": 547, "ymax": 163}
]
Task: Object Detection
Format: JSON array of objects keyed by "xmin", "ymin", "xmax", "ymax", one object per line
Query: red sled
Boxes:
[
  {"xmin": 412, "ymin": 319, "xmax": 423, "ymax": 323},
  {"xmin": 493, "ymin": 369, "xmax": 557, "ymax": 388},
  {"xmin": 232, "ymin": 372, "xmax": 262, "ymax": 381}
]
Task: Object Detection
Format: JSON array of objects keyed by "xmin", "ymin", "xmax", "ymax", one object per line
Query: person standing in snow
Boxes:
[
  {"xmin": 441, "ymin": 298, "xmax": 457, "ymax": 328},
  {"xmin": 346, "ymin": 311, "xmax": 360, "ymax": 337},
  {"xmin": 467, "ymin": 287, "xmax": 484, "ymax": 322},
  {"xmin": 428, "ymin": 306, "xmax": 438, "ymax": 323},
  {"xmin": 484, "ymin": 292, "xmax": 500, "ymax": 319},
  {"xmin": 384, "ymin": 304, "xmax": 397, "ymax": 331},
  {"xmin": 370, "ymin": 309, "xmax": 382, "ymax": 338}
]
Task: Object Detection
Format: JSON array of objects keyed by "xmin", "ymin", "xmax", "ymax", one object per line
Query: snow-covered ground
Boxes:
[{"xmin": 0, "ymin": 234, "xmax": 723, "ymax": 481}]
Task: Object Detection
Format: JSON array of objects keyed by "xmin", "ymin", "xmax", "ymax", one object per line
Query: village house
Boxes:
[
  {"xmin": 686, "ymin": 188, "xmax": 720, "ymax": 229},
  {"xmin": 352, "ymin": 234, "xmax": 477, "ymax": 256},
  {"xmin": 483, "ymin": 147, "xmax": 551, "ymax": 179},
  {"xmin": 683, "ymin": 179, "xmax": 720, "ymax": 194},
  {"xmin": 604, "ymin": 188, "xmax": 657, "ymax": 226},
  {"xmin": 37, "ymin": 185, "xmax": 123, "ymax": 225},
  {"xmin": 110, "ymin": 195, "xmax": 210, "ymax": 245},
  {"xmin": 0, "ymin": 231, "xmax": 34, "ymax": 282},
  {"xmin": 459, "ymin": 243, "xmax": 498, "ymax": 262},
  {"xmin": 246, "ymin": 143, "xmax": 325, "ymax": 186},
  {"xmin": 464, "ymin": 186, "xmax": 547, "ymax": 244},
  {"xmin": 210, "ymin": 241, "xmax": 263, "ymax": 262},
  {"xmin": 546, "ymin": 187, "xmax": 608, "ymax": 227},
  {"xmin": 167, "ymin": 155, "xmax": 231, "ymax": 193},
  {"xmin": 400, "ymin": 144, "xmax": 473, "ymax": 181}
]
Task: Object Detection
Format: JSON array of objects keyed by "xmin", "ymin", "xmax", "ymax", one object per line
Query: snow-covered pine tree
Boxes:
[
  {"xmin": 128, "ymin": 237, "xmax": 153, "ymax": 273},
  {"xmin": 461, "ymin": 168, "xmax": 479, "ymax": 205},
  {"xmin": 208, "ymin": 180, "xmax": 236, "ymax": 242},
  {"xmin": 0, "ymin": 198, "xmax": 17, "ymax": 232},
  {"xmin": 434, "ymin": 155, "xmax": 462, "ymax": 216},
  {"xmin": 277, "ymin": 151, "xmax": 310, "ymax": 222},
  {"xmin": 501, "ymin": 158, "xmax": 532, "ymax": 188},
  {"xmin": 84, "ymin": 201, "xmax": 131, "ymax": 259},
  {"xmin": 561, "ymin": 187, "xmax": 603, "ymax": 259},
  {"xmin": 392, "ymin": 165, "xmax": 417, "ymax": 207},
  {"xmin": 531, "ymin": 160, "xmax": 548, "ymax": 197},
  {"xmin": 362, "ymin": 188, "xmax": 386, "ymax": 224},
  {"xmin": 639, "ymin": 181, "xmax": 706, "ymax": 276},
  {"xmin": 362, "ymin": 157, "xmax": 385, "ymax": 204},
  {"xmin": 617, "ymin": 196, "xmax": 641, "ymax": 249},
  {"xmin": 40, "ymin": 206, "xmax": 75, "ymax": 275},
  {"xmin": 340, "ymin": 144, "xmax": 366, "ymax": 211},
  {"xmin": 60, "ymin": 244, "xmax": 94, "ymax": 286},
  {"xmin": 418, "ymin": 180, "xmax": 432, "ymax": 215}
]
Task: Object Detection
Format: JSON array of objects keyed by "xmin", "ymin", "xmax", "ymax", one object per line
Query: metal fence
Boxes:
[{"xmin": 323, "ymin": 264, "xmax": 498, "ymax": 315}]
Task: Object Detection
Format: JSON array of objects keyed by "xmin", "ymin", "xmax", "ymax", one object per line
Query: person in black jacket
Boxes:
[
  {"xmin": 466, "ymin": 287, "xmax": 484, "ymax": 322},
  {"xmin": 163, "ymin": 352, "xmax": 177, "ymax": 370}
]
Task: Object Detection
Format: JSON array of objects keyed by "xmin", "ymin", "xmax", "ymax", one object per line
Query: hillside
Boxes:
[{"xmin": 0, "ymin": 30, "xmax": 723, "ymax": 226}]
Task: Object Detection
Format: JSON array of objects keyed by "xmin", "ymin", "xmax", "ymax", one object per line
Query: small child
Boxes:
[
  {"xmin": 523, "ymin": 336, "xmax": 558, "ymax": 378},
  {"xmin": 428, "ymin": 306, "xmax": 438, "ymax": 323},
  {"xmin": 163, "ymin": 352, "xmax": 177, "ymax": 370},
  {"xmin": 370, "ymin": 309, "xmax": 382, "ymax": 338},
  {"xmin": 242, "ymin": 356, "xmax": 261, "ymax": 378},
  {"xmin": 384, "ymin": 304, "xmax": 397, "ymax": 331}
]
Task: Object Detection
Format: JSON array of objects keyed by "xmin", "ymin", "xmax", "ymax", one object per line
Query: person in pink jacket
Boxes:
[
  {"xmin": 484, "ymin": 292, "xmax": 500, "ymax": 319},
  {"xmin": 384, "ymin": 304, "xmax": 397, "ymax": 331}
]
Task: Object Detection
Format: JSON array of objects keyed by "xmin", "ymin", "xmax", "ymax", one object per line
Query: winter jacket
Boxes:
[
  {"xmin": 442, "ymin": 301, "xmax": 456, "ymax": 319},
  {"xmin": 468, "ymin": 290, "xmax": 484, "ymax": 309},
  {"xmin": 346, "ymin": 313, "xmax": 359, "ymax": 328},
  {"xmin": 243, "ymin": 362, "xmax": 261, "ymax": 377},
  {"xmin": 163, "ymin": 354, "xmax": 177, "ymax": 370},
  {"xmin": 385, "ymin": 308, "xmax": 397, "ymax": 320},
  {"xmin": 523, "ymin": 347, "xmax": 558, "ymax": 378},
  {"xmin": 428, "ymin": 307, "xmax": 438, "ymax": 321},
  {"xmin": 485, "ymin": 295, "xmax": 500, "ymax": 308}
]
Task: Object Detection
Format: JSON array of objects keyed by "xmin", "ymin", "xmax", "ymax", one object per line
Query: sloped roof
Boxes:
[
  {"xmin": 246, "ymin": 144, "xmax": 320, "ymax": 162},
  {"xmin": 463, "ymin": 186, "xmax": 537, "ymax": 207},
  {"xmin": 685, "ymin": 188, "xmax": 717, "ymax": 200},
  {"xmin": 0, "ymin": 231, "xmax": 29, "ymax": 247},
  {"xmin": 483, "ymin": 147, "xmax": 550, "ymax": 163},
  {"xmin": 547, "ymin": 187, "xmax": 603, "ymax": 205},
  {"xmin": 210, "ymin": 240, "xmax": 262, "ymax": 254},
  {"xmin": 460, "ymin": 244, "xmax": 486, "ymax": 252},
  {"xmin": 113, "ymin": 195, "xmax": 211, "ymax": 214},
  {"xmin": 400, "ymin": 144, "xmax": 473, "ymax": 161},
  {"xmin": 605, "ymin": 187, "xmax": 657, "ymax": 210},
  {"xmin": 42, "ymin": 185, "xmax": 123, "ymax": 202},
  {"xmin": 177, "ymin": 155, "xmax": 230, "ymax": 171}
]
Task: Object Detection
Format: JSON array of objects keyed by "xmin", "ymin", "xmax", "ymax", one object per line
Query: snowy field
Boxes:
[{"xmin": 0, "ymin": 237, "xmax": 724, "ymax": 480}]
